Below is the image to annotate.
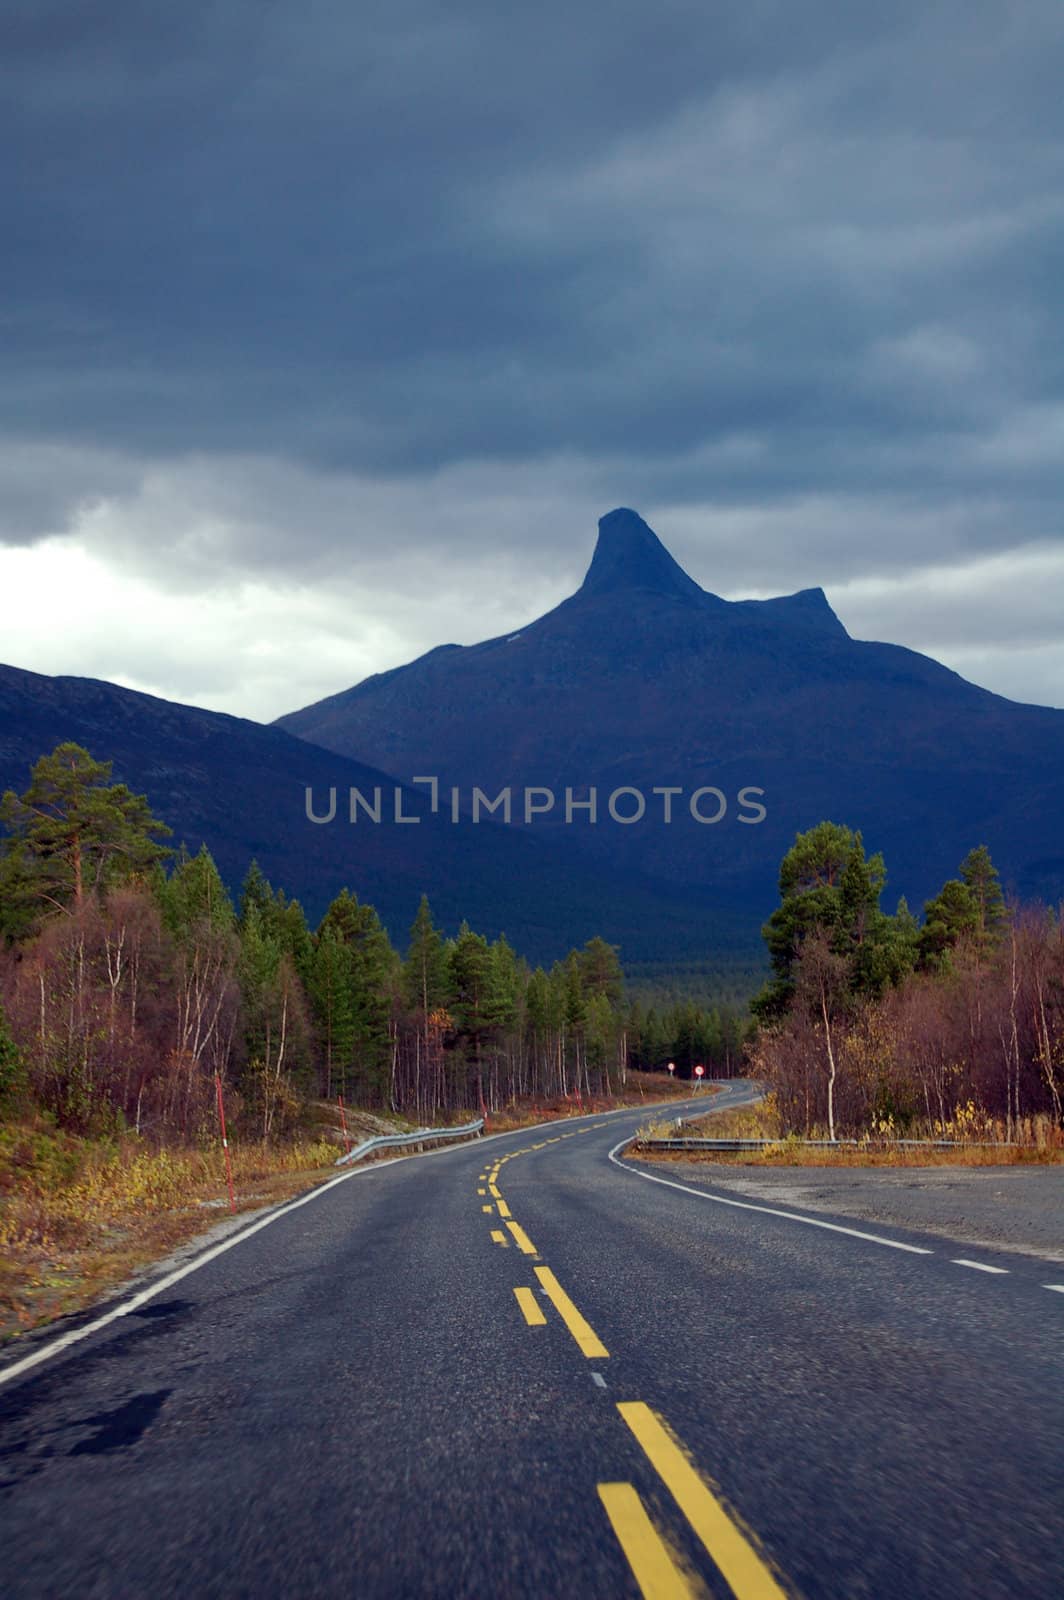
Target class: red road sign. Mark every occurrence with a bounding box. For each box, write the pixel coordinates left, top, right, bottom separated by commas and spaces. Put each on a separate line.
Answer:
694, 1064, 705, 1078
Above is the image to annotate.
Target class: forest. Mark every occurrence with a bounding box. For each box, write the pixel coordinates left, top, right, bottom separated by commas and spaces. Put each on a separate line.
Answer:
750, 821, 1064, 1141
5, 745, 1058, 1153
0, 744, 741, 1141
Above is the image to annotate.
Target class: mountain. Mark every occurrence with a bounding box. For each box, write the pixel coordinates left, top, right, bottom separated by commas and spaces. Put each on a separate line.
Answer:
277, 507, 1064, 913
0, 661, 757, 966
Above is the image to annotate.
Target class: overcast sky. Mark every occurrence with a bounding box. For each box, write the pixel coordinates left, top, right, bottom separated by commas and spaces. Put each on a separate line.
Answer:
2, 0, 1063, 719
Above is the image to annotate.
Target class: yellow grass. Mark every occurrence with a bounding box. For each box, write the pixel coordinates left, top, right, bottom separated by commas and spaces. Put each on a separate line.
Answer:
0, 1077, 707, 1342
636, 1095, 1064, 1167
0, 1116, 340, 1343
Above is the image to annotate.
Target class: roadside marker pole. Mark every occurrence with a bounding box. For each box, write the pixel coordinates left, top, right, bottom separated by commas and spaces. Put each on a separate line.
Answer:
215, 1072, 236, 1213
337, 1093, 352, 1153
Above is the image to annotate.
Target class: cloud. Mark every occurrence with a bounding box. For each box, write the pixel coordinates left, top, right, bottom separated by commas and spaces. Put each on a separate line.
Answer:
0, 1, 1062, 712
2, 460, 1062, 720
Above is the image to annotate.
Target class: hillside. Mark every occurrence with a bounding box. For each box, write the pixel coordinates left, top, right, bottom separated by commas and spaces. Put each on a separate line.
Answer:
0, 662, 756, 967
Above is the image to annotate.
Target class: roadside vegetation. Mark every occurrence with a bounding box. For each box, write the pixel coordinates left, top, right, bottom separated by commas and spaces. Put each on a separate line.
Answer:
635, 1093, 1063, 1167
738, 823, 1063, 1151
0, 743, 717, 1338
0, 744, 727, 1143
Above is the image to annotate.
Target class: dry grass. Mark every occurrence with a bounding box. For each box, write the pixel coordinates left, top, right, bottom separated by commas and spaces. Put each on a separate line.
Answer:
636, 1095, 1064, 1167
0, 1077, 706, 1343
644, 1142, 1064, 1169
0, 1116, 341, 1344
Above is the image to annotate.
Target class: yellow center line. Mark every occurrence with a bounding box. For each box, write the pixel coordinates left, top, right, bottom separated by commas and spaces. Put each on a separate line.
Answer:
533, 1266, 609, 1359
505, 1220, 539, 1256
490, 1229, 508, 1246
488, 1183, 501, 1198
597, 1483, 694, 1599
513, 1286, 547, 1326
617, 1403, 788, 1600
496, 1198, 512, 1218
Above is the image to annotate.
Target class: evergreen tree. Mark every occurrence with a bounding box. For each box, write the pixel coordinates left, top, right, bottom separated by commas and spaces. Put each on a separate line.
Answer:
238, 863, 311, 978
317, 889, 396, 1101
239, 901, 311, 1128
239, 860, 274, 930
960, 846, 1007, 944
308, 927, 358, 1098
753, 821, 908, 1019
402, 896, 449, 1018
239, 901, 283, 1067
448, 923, 495, 1104
578, 936, 624, 1006
525, 967, 554, 1054
0, 743, 171, 937
487, 935, 521, 1036
160, 844, 235, 939
584, 991, 616, 1087
272, 890, 314, 980
635, 1003, 671, 1070
918, 878, 980, 970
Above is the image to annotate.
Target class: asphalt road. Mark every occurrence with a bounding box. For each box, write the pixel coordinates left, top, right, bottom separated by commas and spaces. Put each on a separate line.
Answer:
1, 1080, 1061, 1599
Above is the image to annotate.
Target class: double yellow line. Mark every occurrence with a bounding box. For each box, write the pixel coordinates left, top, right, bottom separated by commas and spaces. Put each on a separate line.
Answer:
486, 1155, 611, 1360
483, 1144, 789, 1595
601, 1403, 788, 1599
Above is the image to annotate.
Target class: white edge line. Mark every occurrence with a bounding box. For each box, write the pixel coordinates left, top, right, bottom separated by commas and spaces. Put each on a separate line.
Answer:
607, 1137, 934, 1254
0, 1091, 726, 1392
0, 1155, 413, 1390
951, 1259, 1009, 1274
1043, 1284, 1064, 1293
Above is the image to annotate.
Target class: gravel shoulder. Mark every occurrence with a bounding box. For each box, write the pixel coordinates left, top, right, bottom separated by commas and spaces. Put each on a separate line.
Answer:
634, 1159, 1064, 1263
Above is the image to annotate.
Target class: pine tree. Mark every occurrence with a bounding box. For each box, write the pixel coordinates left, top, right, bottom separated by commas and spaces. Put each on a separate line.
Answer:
448, 923, 494, 1107
578, 936, 624, 1006
0, 743, 171, 936
317, 890, 396, 1102
402, 896, 449, 1018
239, 860, 275, 929
308, 927, 358, 1099
918, 878, 980, 970
238, 863, 311, 978
160, 844, 235, 939
272, 891, 314, 980
960, 846, 1007, 944
753, 821, 905, 1019
239, 901, 310, 1133
525, 967, 554, 1061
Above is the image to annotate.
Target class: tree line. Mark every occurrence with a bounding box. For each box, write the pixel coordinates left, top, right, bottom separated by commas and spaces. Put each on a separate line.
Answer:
749, 820, 1064, 1140
0, 744, 724, 1139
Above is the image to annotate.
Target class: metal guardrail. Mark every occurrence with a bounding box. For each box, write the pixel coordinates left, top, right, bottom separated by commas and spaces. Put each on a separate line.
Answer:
334, 1118, 485, 1167
636, 1133, 1011, 1152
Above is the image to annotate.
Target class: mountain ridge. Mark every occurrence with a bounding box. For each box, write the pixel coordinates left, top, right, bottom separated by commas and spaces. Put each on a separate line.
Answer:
275, 509, 1064, 915
0, 659, 758, 965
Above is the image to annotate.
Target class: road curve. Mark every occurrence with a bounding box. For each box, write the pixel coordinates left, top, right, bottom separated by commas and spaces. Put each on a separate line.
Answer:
1, 1081, 1060, 1599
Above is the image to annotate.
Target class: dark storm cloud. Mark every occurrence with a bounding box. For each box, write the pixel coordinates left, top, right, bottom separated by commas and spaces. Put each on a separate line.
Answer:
2, 0, 1063, 591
